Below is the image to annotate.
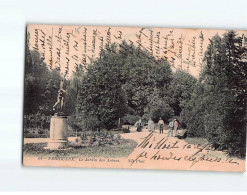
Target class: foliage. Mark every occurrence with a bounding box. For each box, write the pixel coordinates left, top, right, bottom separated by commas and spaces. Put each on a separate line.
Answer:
144, 89, 174, 122
24, 129, 48, 138
24, 31, 246, 158
68, 113, 101, 132
77, 45, 128, 130
23, 140, 137, 158
71, 131, 126, 147
24, 45, 62, 115
64, 64, 86, 115
75, 42, 173, 130
181, 82, 206, 136
24, 114, 50, 129
182, 31, 247, 157
122, 114, 140, 125
169, 70, 197, 116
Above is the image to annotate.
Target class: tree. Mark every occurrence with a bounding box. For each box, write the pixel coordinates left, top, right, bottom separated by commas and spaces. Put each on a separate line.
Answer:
76, 41, 173, 129
169, 70, 197, 116
180, 82, 206, 136
64, 64, 86, 115
77, 44, 128, 130
182, 31, 247, 157
24, 49, 50, 115
144, 88, 174, 122
24, 36, 62, 116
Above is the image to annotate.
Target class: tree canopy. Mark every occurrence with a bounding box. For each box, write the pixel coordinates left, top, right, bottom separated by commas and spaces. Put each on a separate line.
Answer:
181, 31, 247, 157
24, 31, 247, 157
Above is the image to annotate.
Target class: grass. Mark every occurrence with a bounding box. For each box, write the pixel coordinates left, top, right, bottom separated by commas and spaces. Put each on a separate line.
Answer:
23, 127, 49, 138
184, 137, 208, 146
184, 137, 231, 159
23, 139, 137, 158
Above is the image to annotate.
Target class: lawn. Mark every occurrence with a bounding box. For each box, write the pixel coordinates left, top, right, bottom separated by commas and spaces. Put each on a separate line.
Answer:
184, 137, 208, 146
184, 136, 231, 159
23, 139, 137, 158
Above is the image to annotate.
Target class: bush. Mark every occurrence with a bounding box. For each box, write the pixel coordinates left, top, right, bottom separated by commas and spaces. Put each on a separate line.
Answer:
68, 131, 126, 148
23, 127, 49, 138
68, 113, 100, 131
111, 127, 130, 133
24, 133, 48, 138
24, 114, 50, 129
145, 105, 174, 123
122, 114, 140, 125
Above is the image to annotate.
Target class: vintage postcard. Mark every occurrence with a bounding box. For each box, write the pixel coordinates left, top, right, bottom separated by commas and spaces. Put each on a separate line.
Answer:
23, 24, 246, 172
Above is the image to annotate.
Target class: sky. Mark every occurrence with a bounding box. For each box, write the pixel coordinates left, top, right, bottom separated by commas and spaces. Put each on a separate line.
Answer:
27, 24, 247, 78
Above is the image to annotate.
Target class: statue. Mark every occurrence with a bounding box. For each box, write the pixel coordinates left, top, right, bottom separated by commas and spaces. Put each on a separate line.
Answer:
53, 79, 66, 116
47, 77, 68, 150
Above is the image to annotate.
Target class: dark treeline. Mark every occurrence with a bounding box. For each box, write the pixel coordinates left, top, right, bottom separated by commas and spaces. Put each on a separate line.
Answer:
24, 31, 247, 157
67, 41, 196, 132
182, 31, 247, 157
24, 42, 62, 115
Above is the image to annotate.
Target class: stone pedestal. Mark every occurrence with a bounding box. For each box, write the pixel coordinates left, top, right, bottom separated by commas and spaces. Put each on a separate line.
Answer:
46, 116, 68, 150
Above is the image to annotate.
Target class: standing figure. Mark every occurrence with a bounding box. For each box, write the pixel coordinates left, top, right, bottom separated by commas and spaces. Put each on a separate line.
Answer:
167, 119, 174, 137
158, 117, 165, 134
174, 119, 179, 136
53, 80, 66, 115
148, 118, 155, 133
136, 118, 142, 132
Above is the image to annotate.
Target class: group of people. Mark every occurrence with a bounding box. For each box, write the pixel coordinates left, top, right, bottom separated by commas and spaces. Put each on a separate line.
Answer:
135, 118, 156, 133
135, 117, 179, 137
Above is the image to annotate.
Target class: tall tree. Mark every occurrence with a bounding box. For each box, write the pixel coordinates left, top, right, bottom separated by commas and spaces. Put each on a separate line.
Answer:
77, 44, 128, 130
183, 31, 247, 157
169, 70, 197, 116
76, 41, 173, 129
24, 35, 62, 115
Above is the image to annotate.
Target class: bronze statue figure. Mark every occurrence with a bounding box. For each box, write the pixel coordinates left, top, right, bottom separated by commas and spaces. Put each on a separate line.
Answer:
53, 79, 66, 115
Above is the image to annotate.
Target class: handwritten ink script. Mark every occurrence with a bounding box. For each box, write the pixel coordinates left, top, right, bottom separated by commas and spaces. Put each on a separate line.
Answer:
23, 24, 246, 172
129, 133, 240, 169
27, 25, 218, 78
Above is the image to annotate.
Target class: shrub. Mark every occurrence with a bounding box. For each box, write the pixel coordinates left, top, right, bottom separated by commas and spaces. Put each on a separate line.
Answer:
122, 114, 140, 125
68, 113, 100, 131
23, 127, 49, 138
147, 105, 174, 123
24, 114, 50, 129
111, 127, 130, 133
68, 131, 126, 147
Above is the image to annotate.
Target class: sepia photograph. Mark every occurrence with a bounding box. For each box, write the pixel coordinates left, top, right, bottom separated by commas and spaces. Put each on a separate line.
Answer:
22, 25, 246, 172
1, 0, 247, 192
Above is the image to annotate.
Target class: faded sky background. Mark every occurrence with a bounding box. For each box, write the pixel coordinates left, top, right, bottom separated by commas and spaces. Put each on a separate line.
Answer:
27, 24, 247, 78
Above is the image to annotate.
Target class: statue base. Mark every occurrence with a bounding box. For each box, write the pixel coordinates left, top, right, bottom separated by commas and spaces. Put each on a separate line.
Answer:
45, 140, 67, 150
45, 115, 68, 150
